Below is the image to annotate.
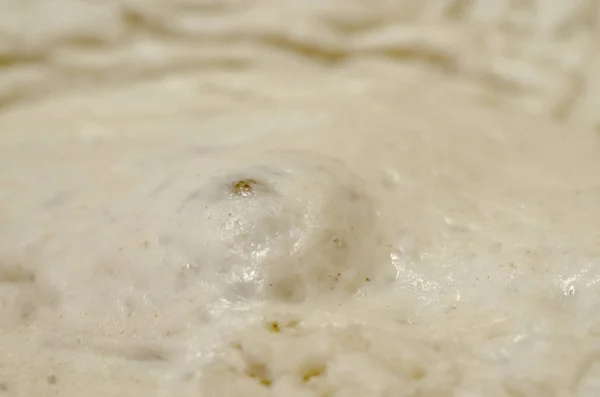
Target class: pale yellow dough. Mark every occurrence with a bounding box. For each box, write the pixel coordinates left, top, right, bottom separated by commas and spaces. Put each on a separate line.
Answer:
1, 1, 600, 397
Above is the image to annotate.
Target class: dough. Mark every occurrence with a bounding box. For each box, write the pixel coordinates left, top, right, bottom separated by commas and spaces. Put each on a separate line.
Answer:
1, 1, 600, 397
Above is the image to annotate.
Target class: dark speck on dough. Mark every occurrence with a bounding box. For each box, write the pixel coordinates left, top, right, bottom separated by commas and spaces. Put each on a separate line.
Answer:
47, 375, 57, 385
246, 361, 272, 387
0, 383, 8, 392
267, 321, 280, 333
231, 179, 259, 197
302, 365, 325, 383
331, 237, 347, 249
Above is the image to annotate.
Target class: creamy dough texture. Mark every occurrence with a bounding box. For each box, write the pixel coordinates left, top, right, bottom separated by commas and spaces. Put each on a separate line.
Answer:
1, 1, 600, 397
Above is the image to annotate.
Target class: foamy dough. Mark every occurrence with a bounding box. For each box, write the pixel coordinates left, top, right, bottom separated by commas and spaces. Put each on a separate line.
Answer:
1, 1, 600, 397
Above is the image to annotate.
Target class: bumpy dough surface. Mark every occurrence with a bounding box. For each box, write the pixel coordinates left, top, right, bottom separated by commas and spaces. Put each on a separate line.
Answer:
1, 1, 600, 397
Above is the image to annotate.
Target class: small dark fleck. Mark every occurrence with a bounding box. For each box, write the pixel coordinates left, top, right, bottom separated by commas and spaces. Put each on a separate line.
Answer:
246, 362, 272, 387
143, 240, 149, 248
0, 383, 8, 392
47, 375, 57, 385
365, 277, 370, 282
260, 379, 272, 387
232, 179, 259, 196
268, 321, 280, 333
302, 366, 325, 382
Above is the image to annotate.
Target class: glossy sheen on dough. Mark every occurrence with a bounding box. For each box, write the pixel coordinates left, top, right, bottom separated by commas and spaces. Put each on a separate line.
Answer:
1, 72, 599, 396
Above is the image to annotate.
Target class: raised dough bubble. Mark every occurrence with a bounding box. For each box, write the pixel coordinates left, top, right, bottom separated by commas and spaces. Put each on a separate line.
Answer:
161, 151, 391, 303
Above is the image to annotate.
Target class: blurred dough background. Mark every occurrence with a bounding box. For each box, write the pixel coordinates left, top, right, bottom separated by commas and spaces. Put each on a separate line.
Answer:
1, 0, 599, 130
